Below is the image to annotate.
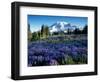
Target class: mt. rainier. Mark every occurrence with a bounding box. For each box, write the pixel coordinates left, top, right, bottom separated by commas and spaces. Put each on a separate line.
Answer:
49, 21, 78, 33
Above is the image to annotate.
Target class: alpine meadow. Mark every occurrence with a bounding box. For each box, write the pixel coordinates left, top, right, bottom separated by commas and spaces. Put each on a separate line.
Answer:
28, 15, 88, 67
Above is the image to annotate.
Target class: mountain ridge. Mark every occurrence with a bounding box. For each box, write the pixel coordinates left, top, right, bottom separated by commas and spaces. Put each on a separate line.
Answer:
49, 21, 78, 33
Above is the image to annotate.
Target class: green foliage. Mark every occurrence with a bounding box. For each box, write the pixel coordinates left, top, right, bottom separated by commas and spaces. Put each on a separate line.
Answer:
45, 26, 50, 37
64, 56, 75, 64
31, 32, 39, 41
82, 25, 88, 34
41, 24, 50, 38
28, 24, 32, 41
60, 55, 75, 65
29, 23, 88, 42
67, 28, 72, 34
73, 24, 87, 35
52, 32, 59, 35
31, 25, 50, 41
73, 28, 82, 34
41, 25, 45, 37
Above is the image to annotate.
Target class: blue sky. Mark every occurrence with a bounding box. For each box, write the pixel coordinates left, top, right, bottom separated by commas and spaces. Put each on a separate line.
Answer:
28, 15, 88, 32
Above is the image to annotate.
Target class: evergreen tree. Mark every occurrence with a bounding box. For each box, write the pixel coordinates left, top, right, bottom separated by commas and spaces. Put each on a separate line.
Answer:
28, 24, 32, 41
74, 28, 81, 34
45, 25, 50, 37
67, 28, 71, 34
41, 24, 45, 37
82, 25, 88, 34
31, 32, 39, 41
41, 24, 50, 38
37, 31, 41, 39
28, 24, 30, 31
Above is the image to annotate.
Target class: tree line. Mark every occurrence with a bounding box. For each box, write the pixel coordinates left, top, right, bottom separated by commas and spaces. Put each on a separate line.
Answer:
28, 24, 50, 41
67, 25, 87, 34
28, 24, 88, 41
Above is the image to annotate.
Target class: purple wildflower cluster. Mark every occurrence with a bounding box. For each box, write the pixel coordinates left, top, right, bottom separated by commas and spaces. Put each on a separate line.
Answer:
28, 38, 87, 66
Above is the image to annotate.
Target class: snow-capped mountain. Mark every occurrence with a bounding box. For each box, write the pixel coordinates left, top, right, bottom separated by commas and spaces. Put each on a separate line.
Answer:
49, 21, 77, 33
